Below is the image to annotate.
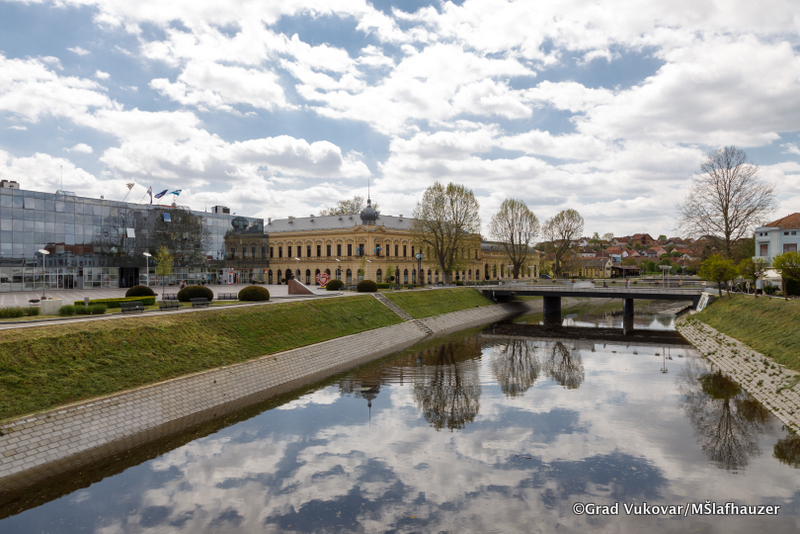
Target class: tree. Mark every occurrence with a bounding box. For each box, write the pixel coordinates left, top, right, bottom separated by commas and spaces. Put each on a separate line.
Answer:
658, 234, 668, 242
154, 245, 174, 299
154, 207, 211, 267
489, 198, 539, 279
738, 257, 767, 298
319, 196, 379, 216
541, 209, 584, 278
677, 146, 777, 259
771, 251, 800, 301
698, 255, 739, 297
411, 182, 481, 284
602, 232, 614, 243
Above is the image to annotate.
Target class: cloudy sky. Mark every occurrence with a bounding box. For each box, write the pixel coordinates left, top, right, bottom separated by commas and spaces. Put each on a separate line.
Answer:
1, 0, 799, 236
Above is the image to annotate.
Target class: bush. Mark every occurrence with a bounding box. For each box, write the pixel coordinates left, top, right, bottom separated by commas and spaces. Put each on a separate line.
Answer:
73, 296, 155, 308
326, 279, 344, 291
376, 283, 391, 289
125, 285, 155, 298
0, 307, 25, 319
764, 284, 778, 296
59, 305, 76, 317
357, 279, 378, 293
454, 281, 464, 286
25, 307, 40, 316
75, 304, 91, 315
238, 285, 270, 301
177, 284, 214, 302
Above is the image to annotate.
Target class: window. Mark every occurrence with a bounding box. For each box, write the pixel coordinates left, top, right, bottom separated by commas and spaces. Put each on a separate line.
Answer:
288, 246, 292, 257
308, 245, 312, 257
784, 244, 798, 253
270, 247, 274, 258
395, 244, 399, 256
262, 247, 266, 259
297, 246, 301, 258
327, 244, 331, 257
337, 244, 342, 256
230, 247, 236, 259
347, 244, 352, 256
278, 246, 283, 258
317, 245, 321, 257
252, 247, 256, 258
411, 246, 415, 257
163, 213, 171, 222
403, 245, 407, 257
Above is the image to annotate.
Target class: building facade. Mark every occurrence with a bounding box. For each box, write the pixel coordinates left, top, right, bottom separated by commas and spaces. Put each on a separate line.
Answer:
754, 213, 800, 265
0, 183, 265, 292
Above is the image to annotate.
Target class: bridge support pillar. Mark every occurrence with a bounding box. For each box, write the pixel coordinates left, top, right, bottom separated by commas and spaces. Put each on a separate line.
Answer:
623, 298, 634, 335
543, 296, 562, 327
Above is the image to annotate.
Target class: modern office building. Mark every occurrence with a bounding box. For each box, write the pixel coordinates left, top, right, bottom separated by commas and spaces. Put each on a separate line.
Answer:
0, 181, 266, 292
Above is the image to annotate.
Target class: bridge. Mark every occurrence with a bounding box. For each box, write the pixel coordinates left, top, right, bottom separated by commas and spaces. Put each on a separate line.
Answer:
480, 283, 705, 331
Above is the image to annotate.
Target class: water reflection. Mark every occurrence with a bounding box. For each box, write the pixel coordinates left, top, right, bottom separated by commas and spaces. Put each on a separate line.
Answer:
680, 364, 770, 471
543, 341, 584, 389
774, 434, 800, 468
489, 338, 542, 397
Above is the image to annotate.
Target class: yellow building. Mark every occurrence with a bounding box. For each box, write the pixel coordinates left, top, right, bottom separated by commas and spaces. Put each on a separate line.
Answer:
265, 200, 540, 285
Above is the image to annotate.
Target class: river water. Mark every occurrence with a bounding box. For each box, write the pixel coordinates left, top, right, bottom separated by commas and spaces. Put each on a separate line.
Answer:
1, 312, 798, 533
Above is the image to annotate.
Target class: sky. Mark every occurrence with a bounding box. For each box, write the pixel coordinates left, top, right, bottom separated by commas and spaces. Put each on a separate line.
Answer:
1, 0, 799, 238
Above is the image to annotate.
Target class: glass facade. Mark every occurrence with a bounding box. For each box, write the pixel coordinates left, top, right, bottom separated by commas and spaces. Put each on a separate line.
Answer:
0, 187, 265, 292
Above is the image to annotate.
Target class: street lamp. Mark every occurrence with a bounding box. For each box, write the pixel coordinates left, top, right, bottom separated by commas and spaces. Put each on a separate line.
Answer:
294, 257, 300, 282
366, 259, 371, 281
335, 258, 341, 280
38, 249, 49, 299
415, 252, 424, 286
143, 252, 151, 287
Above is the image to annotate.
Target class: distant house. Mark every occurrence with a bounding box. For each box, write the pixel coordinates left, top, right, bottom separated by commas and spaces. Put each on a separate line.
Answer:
580, 247, 597, 257
754, 213, 800, 265
630, 233, 656, 247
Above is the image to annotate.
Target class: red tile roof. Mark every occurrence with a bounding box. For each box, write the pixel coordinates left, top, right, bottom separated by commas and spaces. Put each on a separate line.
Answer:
765, 213, 800, 229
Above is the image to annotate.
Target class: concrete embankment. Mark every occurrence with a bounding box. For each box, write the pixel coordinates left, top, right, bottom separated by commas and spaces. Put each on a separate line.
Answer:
677, 316, 800, 433
0, 301, 517, 494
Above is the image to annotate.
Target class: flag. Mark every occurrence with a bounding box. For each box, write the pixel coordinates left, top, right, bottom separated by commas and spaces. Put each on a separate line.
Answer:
169, 189, 182, 196
154, 189, 168, 199
374, 245, 381, 254
147, 186, 153, 204
126, 183, 135, 190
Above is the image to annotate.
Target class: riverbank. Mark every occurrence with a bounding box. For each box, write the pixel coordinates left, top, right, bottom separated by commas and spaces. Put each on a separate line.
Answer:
0, 298, 512, 495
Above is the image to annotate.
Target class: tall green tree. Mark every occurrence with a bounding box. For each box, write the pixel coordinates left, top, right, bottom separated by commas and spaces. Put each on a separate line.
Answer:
489, 198, 539, 279
771, 251, 800, 301
154, 245, 175, 300
411, 182, 481, 284
698, 255, 739, 297
541, 209, 584, 279
738, 257, 767, 298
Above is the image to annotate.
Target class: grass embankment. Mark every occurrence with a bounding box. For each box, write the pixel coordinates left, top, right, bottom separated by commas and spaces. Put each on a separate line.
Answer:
0, 296, 402, 422
383, 287, 494, 318
694, 295, 800, 372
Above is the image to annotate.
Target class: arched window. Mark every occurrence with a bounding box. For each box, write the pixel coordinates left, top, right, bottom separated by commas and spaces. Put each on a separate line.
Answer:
403, 269, 408, 283
427, 269, 432, 283
492, 265, 497, 279
305, 269, 311, 284
325, 268, 330, 277
376, 269, 383, 283
277, 270, 283, 283
285, 269, 293, 281
346, 269, 352, 284
315, 269, 321, 285
268, 270, 273, 284
485, 263, 489, 280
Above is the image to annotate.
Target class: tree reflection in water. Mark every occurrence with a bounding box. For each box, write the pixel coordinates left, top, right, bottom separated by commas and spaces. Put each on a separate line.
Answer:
679, 363, 769, 471
544, 342, 584, 390
774, 434, 800, 468
412, 340, 482, 431
489, 339, 542, 398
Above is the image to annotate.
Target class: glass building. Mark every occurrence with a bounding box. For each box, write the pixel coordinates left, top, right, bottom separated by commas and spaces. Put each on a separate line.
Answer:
0, 183, 266, 292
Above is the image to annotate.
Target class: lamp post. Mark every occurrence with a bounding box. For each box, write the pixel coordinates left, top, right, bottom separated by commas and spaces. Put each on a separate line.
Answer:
415, 252, 424, 286
366, 259, 371, 281
143, 252, 151, 287
294, 257, 300, 282
335, 258, 341, 280
38, 249, 49, 299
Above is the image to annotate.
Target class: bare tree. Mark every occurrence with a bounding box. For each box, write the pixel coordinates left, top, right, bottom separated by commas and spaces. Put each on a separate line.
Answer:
489, 198, 539, 279
411, 182, 481, 284
319, 196, 379, 216
677, 146, 777, 259
541, 209, 584, 278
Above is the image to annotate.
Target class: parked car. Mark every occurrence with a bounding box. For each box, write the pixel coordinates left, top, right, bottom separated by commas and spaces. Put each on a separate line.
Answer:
539, 274, 551, 279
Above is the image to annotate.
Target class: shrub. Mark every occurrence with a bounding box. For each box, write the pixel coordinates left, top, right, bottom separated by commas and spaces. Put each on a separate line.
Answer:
91, 304, 107, 315
75, 304, 91, 315
357, 279, 378, 293
0, 307, 25, 319
454, 281, 464, 286
125, 285, 155, 298
376, 283, 391, 289
59, 305, 76, 317
73, 296, 155, 308
24, 307, 40, 317
238, 285, 270, 301
326, 279, 344, 291
177, 284, 214, 302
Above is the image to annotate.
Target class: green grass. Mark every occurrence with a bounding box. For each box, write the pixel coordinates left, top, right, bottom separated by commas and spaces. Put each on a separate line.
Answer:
693, 295, 800, 371
383, 288, 494, 318
0, 296, 402, 422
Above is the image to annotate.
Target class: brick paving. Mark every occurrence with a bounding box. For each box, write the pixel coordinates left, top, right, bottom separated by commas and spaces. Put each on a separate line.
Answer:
0, 302, 512, 493
677, 316, 800, 433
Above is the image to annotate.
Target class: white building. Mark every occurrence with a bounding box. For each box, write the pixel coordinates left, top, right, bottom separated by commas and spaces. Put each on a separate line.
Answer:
754, 213, 800, 264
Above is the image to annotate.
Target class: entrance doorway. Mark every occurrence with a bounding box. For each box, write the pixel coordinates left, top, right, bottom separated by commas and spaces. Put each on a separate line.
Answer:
119, 267, 139, 289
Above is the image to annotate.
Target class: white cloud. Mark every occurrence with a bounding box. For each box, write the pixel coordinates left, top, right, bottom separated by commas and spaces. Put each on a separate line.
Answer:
94, 70, 109, 80
782, 143, 800, 156
67, 46, 90, 56
67, 143, 93, 154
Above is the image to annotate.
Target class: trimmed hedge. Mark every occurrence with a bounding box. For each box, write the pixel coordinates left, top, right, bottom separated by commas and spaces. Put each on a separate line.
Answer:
376, 283, 391, 289
0, 307, 24, 319
59, 305, 76, 317
357, 279, 378, 293
125, 285, 155, 298
326, 279, 344, 291
73, 296, 156, 308
238, 285, 270, 301
177, 284, 214, 302
75, 303, 108, 315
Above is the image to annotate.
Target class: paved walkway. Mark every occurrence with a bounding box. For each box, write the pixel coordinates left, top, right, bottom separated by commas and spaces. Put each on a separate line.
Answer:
676, 316, 800, 433
0, 302, 512, 494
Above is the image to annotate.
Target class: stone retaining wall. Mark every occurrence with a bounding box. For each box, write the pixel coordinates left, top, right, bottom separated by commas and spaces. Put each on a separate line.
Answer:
0, 303, 513, 494
676, 316, 800, 433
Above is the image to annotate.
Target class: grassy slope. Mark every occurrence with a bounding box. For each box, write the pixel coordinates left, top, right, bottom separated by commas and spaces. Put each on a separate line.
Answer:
0, 296, 402, 422
383, 288, 494, 318
693, 295, 800, 371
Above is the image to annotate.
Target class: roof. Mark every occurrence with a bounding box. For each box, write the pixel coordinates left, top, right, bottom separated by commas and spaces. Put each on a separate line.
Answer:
266, 213, 413, 233
764, 213, 800, 229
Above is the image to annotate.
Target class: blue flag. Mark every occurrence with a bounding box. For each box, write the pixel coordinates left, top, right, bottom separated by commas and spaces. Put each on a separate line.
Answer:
170, 189, 182, 196
154, 189, 168, 199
